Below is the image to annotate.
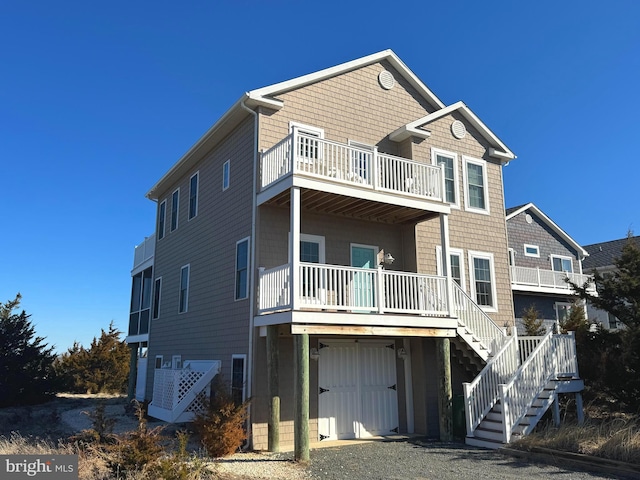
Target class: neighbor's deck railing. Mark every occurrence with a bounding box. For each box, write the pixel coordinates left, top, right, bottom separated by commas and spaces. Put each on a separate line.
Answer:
133, 234, 155, 270
261, 130, 444, 202
258, 262, 449, 316
510, 266, 595, 292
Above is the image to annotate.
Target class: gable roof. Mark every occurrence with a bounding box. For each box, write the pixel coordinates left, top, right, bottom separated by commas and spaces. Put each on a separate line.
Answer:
146, 50, 513, 199
389, 101, 516, 162
506, 203, 588, 258
583, 235, 640, 270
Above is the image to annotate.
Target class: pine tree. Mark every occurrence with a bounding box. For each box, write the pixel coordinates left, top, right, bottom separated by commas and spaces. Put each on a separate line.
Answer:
521, 305, 546, 336
0, 294, 59, 407
56, 321, 130, 394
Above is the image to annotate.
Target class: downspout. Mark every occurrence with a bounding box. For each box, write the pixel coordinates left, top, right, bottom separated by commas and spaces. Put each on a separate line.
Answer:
240, 98, 258, 414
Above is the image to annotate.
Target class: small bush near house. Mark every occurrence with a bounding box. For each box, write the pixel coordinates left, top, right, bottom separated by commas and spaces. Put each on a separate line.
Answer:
193, 376, 250, 458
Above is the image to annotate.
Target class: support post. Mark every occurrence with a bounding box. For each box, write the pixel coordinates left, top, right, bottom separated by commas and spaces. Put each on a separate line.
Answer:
552, 397, 561, 427
291, 187, 301, 311
436, 337, 453, 442
267, 325, 280, 452
127, 345, 137, 400
439, 213, 454, 318
294, 333, 310, 462
576, 392, 585, 425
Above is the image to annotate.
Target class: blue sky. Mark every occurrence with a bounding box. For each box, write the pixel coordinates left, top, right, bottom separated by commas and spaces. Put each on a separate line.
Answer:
1, 1, 638, 353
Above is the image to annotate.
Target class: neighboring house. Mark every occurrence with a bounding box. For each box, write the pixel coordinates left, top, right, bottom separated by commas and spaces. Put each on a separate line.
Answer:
506, 203, 593, 334
126, 50, 583, 451
583, 235, 640, 329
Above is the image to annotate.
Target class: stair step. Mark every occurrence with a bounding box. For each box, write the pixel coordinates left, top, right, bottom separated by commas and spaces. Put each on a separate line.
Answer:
465, 436, 504, 449
474, 426, 505, 442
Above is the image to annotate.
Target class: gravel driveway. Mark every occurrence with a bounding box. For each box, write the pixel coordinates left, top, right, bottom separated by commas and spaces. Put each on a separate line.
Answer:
305, 439, 627, 480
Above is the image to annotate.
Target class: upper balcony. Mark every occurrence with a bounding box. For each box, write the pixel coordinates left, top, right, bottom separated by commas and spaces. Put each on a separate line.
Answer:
132, 234, 155, 275
510, 266, 596, 295
258, 129, 450, 224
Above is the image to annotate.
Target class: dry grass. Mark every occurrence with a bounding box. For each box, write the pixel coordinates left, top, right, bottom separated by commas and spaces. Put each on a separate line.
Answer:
514, 412, 640, 465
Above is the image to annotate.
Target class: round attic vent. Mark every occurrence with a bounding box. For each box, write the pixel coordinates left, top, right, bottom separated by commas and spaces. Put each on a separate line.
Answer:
451, 120, 466, 139
378, 70, 395, 90
525, 214, 533, 224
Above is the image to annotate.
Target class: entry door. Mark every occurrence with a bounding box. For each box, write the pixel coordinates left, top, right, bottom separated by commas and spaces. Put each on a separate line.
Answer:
351, 245, 377, 310
318, 340, 399, 441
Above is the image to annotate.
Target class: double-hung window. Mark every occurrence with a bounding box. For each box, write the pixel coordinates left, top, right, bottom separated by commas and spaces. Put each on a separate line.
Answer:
436, 246, 465, 289
223, 160, 230, 191
189, 172, 199, 219
235, 237, 250, 300
432, 148, 459, 206
179, 265, 190, 313
158, 200, 166, 240
463, 156, 489, 214
171, 189, 180, 232
469, 251, 497, 310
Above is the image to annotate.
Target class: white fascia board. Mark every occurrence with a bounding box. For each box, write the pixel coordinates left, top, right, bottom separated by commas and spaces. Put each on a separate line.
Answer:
395, 101, 516, 162
388, 125, 431, 142
248, 49, 446, 110
507, 203, 588, 257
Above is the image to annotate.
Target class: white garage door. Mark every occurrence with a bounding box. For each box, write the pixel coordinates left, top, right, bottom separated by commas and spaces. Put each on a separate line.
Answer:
318, 339, 399, 441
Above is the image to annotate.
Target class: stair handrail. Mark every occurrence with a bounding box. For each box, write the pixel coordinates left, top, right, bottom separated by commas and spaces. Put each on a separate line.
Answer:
462, 329, 520, 437
452, 283, 508, 355
498, 329, 557, 443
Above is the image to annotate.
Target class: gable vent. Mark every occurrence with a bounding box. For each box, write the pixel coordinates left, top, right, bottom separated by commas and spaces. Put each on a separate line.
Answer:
378, 70, 395, 90
451, 120, 466, 139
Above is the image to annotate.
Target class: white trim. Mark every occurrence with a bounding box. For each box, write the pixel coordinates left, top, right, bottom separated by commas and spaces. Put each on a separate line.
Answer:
152, 276, 162, 320
222, 160, 230, 191
435, 246, 466, 291
462, 156, 489, 215
170, 188, 180, 232
172, 355, 182, 369
179, 264, 190, 313
189, 171, 199, 220
555, 301, 573, 322
158, 200, 166, 240
505, 203, 589, 258
231, 354, 247, 403
551, 254, 574, 273
389, 101, 516, 161
296, 233, 326, 264
468, 251, 498, 312
431, 148, 460, 208
508, 248, 515, 266
289, 121, 325, 139
235, 237, 250, 300
524, 244, 540, 258
350, 243, 379, 268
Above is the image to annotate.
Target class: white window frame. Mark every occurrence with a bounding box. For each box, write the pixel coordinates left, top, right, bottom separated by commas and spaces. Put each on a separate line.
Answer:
508, 248, 515, 266
431, 148, 460, 208
551, 254, 573, 273
289, 233, 326, 263
524, 244, 540, 258
290, 121, 324, 164
468, 251, 498, 312
231, 354, 247, 404
158, 200, 166, 240
189, 171, 199, 220
171, 188, 180, 232
152, 276, 162, 320
222, 160, 230, 191
463, 156, 490, 215
235, 237, 250, 300
179, 264, 190, 313
555, 301, 572, 323
435, 246, 466, 290
172, 355, 182, 369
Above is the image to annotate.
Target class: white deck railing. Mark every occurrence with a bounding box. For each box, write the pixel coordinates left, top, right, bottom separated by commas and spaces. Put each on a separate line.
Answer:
261, 130, 444, 202
510, 266, 595, 292
133, 234, 155, 270
463, 332, 520, 436
452, 283, 507, 355
258, 262, 449, 316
